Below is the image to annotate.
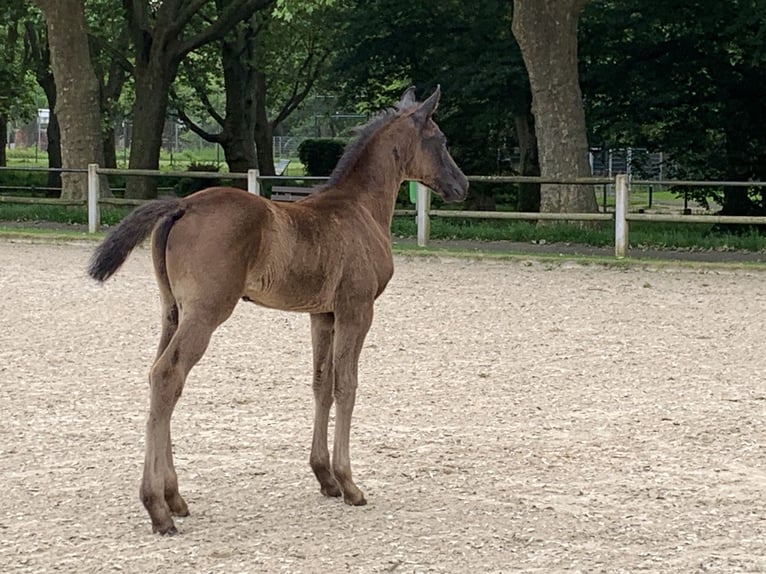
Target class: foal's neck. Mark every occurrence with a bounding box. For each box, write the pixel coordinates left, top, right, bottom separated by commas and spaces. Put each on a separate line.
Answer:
333, 135, 407, 229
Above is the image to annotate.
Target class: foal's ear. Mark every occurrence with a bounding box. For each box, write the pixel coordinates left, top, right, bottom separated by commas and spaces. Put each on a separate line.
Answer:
412, 85, 441, 124
397, 86, 417, 110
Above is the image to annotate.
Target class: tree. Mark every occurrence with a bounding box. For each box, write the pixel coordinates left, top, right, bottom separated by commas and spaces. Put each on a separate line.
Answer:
23, 14, 62, 188
174, 1, 334, 177
580, 0, 766, 218
0, 1, 36, 168
174, 18, 260, 176
512, 0, 598, 215
23, 0, 127, 190
122, 0, 274, 199
34, 0, 105, 200
252, 6, 334, 175
87, 5, 132, 169
333, 0, 539, 210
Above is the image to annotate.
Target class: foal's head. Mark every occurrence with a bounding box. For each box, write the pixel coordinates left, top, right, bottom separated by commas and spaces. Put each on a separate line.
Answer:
395, 86, 469, 202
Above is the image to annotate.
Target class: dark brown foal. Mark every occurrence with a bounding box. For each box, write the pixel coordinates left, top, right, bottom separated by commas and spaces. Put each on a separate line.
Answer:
88, 86, 468, 534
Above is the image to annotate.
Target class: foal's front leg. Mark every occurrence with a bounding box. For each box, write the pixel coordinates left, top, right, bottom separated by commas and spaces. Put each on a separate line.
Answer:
309, 312, 341, 497
331, 305, 373, 506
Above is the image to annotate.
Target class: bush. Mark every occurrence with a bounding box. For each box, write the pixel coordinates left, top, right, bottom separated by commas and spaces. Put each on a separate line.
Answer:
297, 139, 345, 176
174, 162, 220, 197
0, 170, 56, 197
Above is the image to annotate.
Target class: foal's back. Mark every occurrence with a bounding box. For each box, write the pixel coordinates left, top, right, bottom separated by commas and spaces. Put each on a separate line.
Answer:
162, 186, 394, 314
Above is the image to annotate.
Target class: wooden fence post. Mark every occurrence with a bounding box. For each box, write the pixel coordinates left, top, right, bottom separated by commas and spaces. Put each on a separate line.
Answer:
416, 182, 431, 247
247, 169, 260, 195
614, 173, 628, 258
88, 164, 100, 233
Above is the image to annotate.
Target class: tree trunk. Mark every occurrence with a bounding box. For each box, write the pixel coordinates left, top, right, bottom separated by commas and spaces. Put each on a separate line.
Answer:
25, 23, 61, 190
103, 126, 117, 169
514, 112, 540, 212
219, 34, 258, 180
254, 71, 276, 176
97, 31, 129, 172
39, 79, 62, 190
46, 111, 62, 191
512, 0, 597, 215
122, 0, 273, 199
0, 114, 7, 167
125, 58, 175, 199
254, 122, 275, 177
719, 97, 762, 218
35, 0, 105, 200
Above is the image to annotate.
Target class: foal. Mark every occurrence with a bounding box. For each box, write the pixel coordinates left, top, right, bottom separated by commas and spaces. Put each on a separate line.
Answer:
89, 86, 468, 534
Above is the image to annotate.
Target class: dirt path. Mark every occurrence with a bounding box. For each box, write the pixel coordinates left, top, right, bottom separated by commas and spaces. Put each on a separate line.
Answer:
1, 242, 765, 573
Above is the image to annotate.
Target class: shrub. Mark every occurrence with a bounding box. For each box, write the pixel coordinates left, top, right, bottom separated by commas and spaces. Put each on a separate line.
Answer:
0, 170, 56, 197
297, 139, 345, 176
174, 162, 220, 197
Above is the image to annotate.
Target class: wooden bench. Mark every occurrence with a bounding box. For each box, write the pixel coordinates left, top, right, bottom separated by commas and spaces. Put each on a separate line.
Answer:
270, 185, 317, 202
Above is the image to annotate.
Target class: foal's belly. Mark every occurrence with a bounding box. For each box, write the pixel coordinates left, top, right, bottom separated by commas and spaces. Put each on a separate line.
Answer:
242, 268, 334, 313
241, 290, 331, 313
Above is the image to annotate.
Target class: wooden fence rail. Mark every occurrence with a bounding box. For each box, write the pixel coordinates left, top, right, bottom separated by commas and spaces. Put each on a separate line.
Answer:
3, 164, 766, 258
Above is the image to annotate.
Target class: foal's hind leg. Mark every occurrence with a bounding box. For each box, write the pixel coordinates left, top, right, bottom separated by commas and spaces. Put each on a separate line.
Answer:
140, 301, 236, 535
309, 312, 341, 498
155, 299, 179, 361
154, 297, 188, 517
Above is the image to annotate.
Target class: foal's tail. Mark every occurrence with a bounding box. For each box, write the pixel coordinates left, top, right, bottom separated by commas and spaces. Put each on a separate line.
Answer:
88, 198, 185, 283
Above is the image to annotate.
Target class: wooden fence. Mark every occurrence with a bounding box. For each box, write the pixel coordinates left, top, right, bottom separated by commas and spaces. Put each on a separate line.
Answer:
2, 164, 766, 258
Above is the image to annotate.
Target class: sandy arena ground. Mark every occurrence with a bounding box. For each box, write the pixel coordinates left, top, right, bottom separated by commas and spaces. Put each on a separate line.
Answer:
1, 241, 765, 573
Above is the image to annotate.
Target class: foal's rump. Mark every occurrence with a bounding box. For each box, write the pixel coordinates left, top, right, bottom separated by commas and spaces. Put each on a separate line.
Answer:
87, 186, 269, 286
159, 187, 271, 305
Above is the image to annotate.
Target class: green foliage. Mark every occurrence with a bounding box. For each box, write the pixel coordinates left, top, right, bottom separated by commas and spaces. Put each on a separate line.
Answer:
174, 162, 220, 197
387, 216, 766, 251
0, 170, 51, 195
332, 1, 526, 170
297, 139, 344, 176
0, 2, 37, 120
581, 0, 766, 214
0, 204, 132, 226
331, 0, 530, 211
274, 0, 337, 22
171, 0, 344, 174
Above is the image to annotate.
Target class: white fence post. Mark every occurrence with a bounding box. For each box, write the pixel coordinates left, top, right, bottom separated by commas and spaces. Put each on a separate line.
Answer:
416, 182, 431, 247
614, 173, 628, 258
87, 163, 100, 233
247, 169, 260, 195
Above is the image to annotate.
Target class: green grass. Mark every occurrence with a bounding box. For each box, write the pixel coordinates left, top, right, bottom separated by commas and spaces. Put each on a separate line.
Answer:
5, 148, 307, 175
0, 204, 132, 226
391, 216, 766, 252
2, 200, 765, 254
629, 222, 766, 251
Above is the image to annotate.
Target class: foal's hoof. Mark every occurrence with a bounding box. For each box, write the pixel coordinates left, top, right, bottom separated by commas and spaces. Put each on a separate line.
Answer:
343, 492, 367, 507
152, 523, 179, 536
169, 497, 189, 517
320, 484, 342, 498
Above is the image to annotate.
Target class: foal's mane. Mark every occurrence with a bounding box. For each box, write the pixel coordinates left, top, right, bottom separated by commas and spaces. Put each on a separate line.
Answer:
324, 108, 399, 188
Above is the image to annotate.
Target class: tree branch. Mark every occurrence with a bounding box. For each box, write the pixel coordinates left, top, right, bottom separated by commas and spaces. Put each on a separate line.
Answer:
272, 46, 331, 128
174, 103, 223, 144
167, 0, 209, 38
197, 87, 226, 127
88, 31, 134, 76
175, 0, 275, 59
122, 0, 150, 45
